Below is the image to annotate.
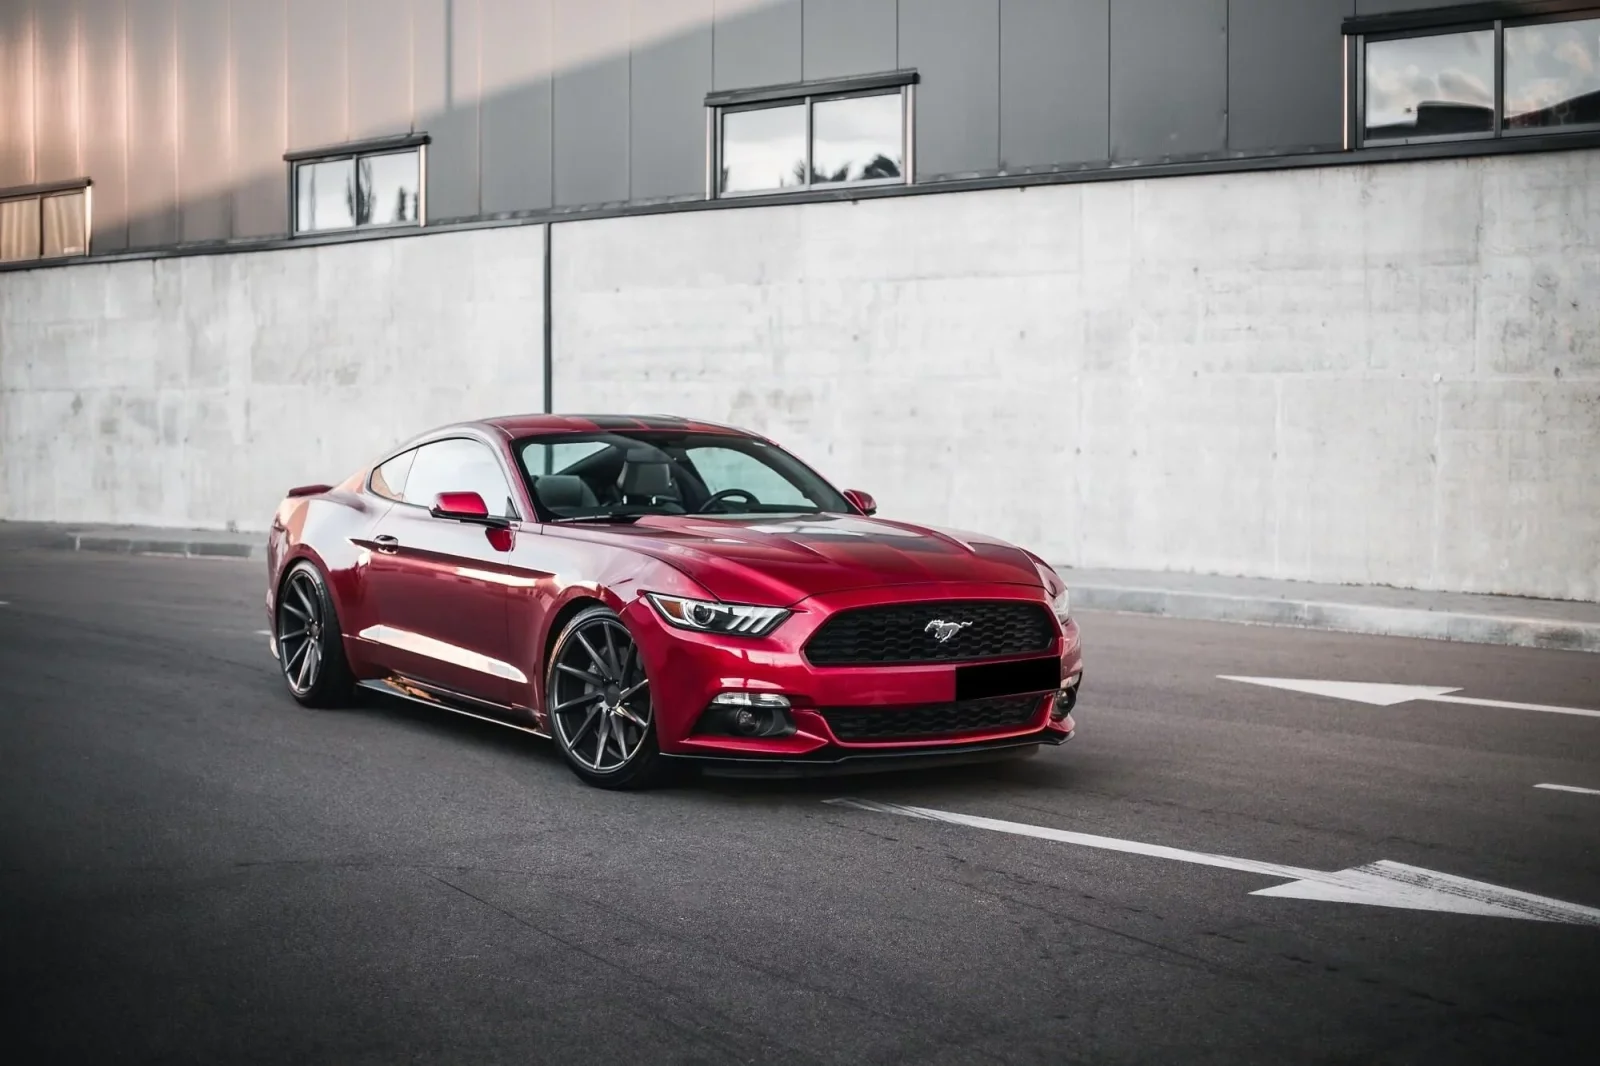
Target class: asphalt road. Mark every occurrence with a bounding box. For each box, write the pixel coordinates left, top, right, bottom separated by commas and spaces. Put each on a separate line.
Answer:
2, 549, 1597, 1066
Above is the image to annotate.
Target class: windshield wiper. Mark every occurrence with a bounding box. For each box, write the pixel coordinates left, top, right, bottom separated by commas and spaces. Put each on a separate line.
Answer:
550, 514, 645, 525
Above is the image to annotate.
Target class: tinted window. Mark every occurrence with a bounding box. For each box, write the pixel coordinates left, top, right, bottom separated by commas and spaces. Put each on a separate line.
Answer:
42, 191, 88, 257
371, 449, 416, 502
1505, 18, 1600, 129
405, 439, 518, 518
811, 93, 902, 184
0, 197, 42, 262
721, 104, 807, 194
1365, 30, 1495, 141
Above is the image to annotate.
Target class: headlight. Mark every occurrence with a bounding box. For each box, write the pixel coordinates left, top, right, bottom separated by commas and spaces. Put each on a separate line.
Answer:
1034, 562, 1070, 623
645, 593, 790, 636
1051, 585, 1071, 623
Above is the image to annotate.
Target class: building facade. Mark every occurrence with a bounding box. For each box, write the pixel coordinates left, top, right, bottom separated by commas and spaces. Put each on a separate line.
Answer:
1, 0, 1598, 600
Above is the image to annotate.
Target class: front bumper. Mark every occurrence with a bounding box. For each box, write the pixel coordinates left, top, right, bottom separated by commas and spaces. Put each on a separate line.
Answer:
620, 581, 1084, 762
662, 719, 1074, 778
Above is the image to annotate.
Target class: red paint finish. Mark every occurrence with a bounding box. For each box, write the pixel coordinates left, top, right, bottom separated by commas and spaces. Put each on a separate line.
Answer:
265, 414, 1084, 768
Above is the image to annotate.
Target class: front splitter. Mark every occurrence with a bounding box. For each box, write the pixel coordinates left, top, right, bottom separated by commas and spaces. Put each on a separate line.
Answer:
662, 728, 1073, 779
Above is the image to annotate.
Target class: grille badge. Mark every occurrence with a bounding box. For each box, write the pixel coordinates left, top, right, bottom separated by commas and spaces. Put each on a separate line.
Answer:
924, 619, 973, 644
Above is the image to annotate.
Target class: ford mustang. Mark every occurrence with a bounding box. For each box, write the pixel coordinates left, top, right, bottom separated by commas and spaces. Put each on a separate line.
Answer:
265, 414, 1083, 788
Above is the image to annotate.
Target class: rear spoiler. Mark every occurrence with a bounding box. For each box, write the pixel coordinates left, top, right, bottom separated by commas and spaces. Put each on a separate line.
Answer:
286, 483, 335, 498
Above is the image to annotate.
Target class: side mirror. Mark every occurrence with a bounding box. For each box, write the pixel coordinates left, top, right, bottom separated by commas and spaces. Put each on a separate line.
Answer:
844, 489, 877, 516
430, 491, 510, 528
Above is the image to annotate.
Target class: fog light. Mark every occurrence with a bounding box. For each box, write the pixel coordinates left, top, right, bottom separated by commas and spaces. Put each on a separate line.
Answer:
701, 692, 795, 738
1051, 673, 1081, 721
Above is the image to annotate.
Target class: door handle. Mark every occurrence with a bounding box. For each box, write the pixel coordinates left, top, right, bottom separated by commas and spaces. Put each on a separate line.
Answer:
373, 534, 400, 554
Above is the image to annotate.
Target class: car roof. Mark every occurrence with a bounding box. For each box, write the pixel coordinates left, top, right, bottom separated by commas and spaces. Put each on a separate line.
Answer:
476, 413, 756, 438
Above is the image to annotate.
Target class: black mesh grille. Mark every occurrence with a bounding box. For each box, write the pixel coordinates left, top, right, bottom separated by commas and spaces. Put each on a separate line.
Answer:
804, 600, 1055, 666
821, 694, 1047, 742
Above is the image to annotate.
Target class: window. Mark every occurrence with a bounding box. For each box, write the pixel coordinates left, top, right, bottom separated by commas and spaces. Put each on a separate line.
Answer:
707, 72, 915, 198
0, 184, 90, 263
683, 445, 814, 509
402, 439, 518, 519
1352, 7, 1600, 146
371, 449, 416, 502
287, 136, 427, 236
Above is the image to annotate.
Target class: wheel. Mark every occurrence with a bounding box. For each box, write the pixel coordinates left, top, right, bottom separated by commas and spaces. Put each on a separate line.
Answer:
546, 605, 668, 789
274, 560, 356, 708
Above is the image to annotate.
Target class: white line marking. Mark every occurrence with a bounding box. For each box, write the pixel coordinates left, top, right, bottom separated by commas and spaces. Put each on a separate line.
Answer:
1535, 783, 1600, 796
1218, 676, 1600, 719
255, 629, 272, 636
827, 799, 1600, 925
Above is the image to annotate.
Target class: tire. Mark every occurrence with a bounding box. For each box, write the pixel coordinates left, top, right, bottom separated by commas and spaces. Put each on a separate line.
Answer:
274, 559, 356, 708
545, 605, 669, 790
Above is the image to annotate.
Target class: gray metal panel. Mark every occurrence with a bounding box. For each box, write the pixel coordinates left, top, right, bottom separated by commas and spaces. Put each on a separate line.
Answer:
713, 0, 800, 90
899, 0, 1000, 178
0, 0, 36, 187
35, 0, 82, 183
480, 0, 553, 213
802, 0, 896, 81
1109, 0, 1227, 162
287, 0, 347, 151
1229, 0, 1353, 154
126, 0, 179, 249
413, 0, 480, 222
552, 0, 628, 207
1000, 0, 1108, 169
232, 0, 288, 239
630, 0, 714, 201
80, 0, 128, 251
177, 0, 229, 242
347, 0, 413, 140
232, 1, 288, 238
1355, 0, 1447, 12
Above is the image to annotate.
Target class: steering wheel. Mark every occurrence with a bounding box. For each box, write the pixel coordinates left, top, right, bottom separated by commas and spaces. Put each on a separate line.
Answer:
697, 488, 761, 514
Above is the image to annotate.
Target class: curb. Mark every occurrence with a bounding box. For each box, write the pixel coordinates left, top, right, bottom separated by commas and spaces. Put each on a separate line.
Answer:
1070, 584, 1600, 654
5, 527, 265, 561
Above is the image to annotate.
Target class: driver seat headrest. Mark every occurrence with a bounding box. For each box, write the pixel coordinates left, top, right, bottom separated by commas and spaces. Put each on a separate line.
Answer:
618, 455, 676, 498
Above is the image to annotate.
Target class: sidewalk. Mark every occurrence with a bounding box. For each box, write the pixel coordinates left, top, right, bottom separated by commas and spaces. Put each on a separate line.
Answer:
3, 520, 1596, 653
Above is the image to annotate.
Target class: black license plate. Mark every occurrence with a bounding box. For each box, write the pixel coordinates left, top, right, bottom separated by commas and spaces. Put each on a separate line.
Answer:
954, 657, 1061, 701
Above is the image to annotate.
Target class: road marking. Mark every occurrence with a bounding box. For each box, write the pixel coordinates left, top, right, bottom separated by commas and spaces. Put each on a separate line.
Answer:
255, 629, 272, 636
826, 798, 1600, 926
1535, 783, 1600, 796
1218, 676, 1600, 720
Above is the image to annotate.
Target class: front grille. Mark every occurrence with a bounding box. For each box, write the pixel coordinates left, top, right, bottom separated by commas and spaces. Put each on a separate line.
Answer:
821, 694, 1047, 742
804, 600, 1056, 666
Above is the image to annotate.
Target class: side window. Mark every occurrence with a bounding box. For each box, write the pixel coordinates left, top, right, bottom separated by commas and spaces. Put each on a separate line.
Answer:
371, 449, 416, 502
686, 446, 813, 507
404, 439, 519, 518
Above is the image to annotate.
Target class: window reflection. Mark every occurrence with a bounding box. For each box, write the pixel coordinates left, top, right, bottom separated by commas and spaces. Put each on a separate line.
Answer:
295, 158, 356, 232
1505, 18, 1600, 129
359, 151, 421, 225
42, 191, 88, 257
1365, 29, 1494, 140
811, 93, 902, 184
720, 105, 806, 194
0, 197, 43, 262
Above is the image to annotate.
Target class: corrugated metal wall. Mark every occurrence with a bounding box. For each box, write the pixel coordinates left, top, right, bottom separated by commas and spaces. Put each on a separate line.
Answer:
0, 0, 1363, 254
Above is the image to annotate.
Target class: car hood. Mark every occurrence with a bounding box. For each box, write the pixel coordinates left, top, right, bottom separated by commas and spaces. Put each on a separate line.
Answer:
547, 512, 1048, 605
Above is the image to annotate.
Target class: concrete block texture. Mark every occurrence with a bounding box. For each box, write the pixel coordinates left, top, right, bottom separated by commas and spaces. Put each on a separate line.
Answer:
552, 149, 1600, 601
1, 226, 547, 530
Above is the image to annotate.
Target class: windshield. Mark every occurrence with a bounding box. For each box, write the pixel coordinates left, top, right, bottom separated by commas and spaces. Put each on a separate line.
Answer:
514, 430, 853, 520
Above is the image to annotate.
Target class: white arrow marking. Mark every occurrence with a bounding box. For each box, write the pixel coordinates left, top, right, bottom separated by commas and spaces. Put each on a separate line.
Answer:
826, 799, 1600, 926
1218, 676, 1600, 719
1535, 783, 1600, 796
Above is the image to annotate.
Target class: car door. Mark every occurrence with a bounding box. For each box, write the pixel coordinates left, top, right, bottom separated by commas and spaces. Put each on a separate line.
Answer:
359, 437, 523, 705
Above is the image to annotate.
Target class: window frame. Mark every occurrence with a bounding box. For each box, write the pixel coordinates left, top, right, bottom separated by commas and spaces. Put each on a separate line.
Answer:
0, 179, 92, 263
1348, 6, 1600, 149
705, 70, 917, 200
365, 435, 524, 522
285, 134, 429, 237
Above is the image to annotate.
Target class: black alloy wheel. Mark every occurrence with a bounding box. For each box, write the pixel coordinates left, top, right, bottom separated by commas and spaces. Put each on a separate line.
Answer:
275, 560, 355, 708
546, 605, 668, 789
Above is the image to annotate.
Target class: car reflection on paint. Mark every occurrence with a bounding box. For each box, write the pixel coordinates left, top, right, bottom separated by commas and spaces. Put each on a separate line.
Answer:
265, 414, 1083, 789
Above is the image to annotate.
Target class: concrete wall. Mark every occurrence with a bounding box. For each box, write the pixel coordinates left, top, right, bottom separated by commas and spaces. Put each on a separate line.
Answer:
0, 225, 547, 529
553, 149, 1600, 601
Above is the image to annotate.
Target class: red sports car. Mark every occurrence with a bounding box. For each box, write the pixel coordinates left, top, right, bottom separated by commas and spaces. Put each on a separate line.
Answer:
265, 414, 1083, 788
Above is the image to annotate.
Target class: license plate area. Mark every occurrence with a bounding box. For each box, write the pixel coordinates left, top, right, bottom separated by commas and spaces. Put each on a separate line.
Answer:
954, 656, 1060, 702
